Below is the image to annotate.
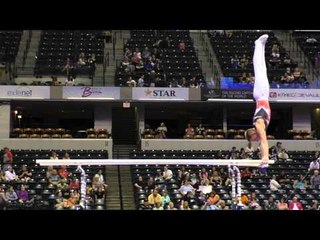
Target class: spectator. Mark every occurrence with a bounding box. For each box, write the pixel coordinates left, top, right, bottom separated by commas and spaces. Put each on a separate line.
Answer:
156, 122, 167, 139
278, 149, 289, 161
6, 185, 18, 202
181, 201, 191, 210
50, 151, 59, 160
18, 164, 32, 182
310, 170, 320, 189
293, 175, 307, 190
245, 141, 255, 158
153, 201, 164, 210
147, 188, 162, 207
17, 184, 29, 203
241, 167, 252, 179
178, 180, 195, 196
276, 170, 290, 184
58, 165, 71, 180
167, 201, 177, 210
2, 147, 13, 171
126, 76, 137, 87
69, 176, 80, 190
185, 123, 195, 137
161, 190, 171, 207
289, 196, 303, 210
308, 159, 320, 172
46, 166, 54, 179
270, 175, 281, 192
94, 186, 106, 201
48, 169, 61, 186
248, 192, 261, 210
162, 166, 173, 180
4, 166, 18, 181
134, 176, 146, 190
178, 40, 185, 51
146, 176, 156, 191
195, 123, 206, 135
264, 196, 277, 210
277, 196, 289, 210
0, 186, 8, 210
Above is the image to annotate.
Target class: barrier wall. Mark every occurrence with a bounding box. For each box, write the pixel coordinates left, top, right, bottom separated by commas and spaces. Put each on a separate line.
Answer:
141, 139, 320, 152
0, 139, 113, 159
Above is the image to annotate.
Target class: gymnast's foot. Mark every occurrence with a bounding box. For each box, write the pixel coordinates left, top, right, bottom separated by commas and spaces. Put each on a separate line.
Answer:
255, 34, 269, 46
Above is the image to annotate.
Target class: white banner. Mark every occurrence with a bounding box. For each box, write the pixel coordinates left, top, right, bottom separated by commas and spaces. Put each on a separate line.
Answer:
0, 86, 50, 99
269, 89, 320, 102
63, 87, 120, 99
132, 87, 189, 100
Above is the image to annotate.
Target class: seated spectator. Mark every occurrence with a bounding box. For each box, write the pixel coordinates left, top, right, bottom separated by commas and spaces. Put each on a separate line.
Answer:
46, 166, 54, 179
218, 200, 229, 210
206, 191, 220, 210
199, 167, 209, 181
147, 188, 162, 207
245, 141, 255, 158
277, 196, 289, 210
94, 186, 106, 201
69, 176, 80, 190
264, 196, 277, 210
293, 175, 307, 190
0, 186, 8, 210
240, 54, 249, 69
162, 166, 173, 180
141, 47, 151, 60
167, 201, 177, 210
65, 76, 75, 86
200, 175, 210, 186
241, 167, 252, 179
55, 190, 65, 210
271, 44, 280, 58
185, 123, 195, 137
189, 173, 199, 189
161, 190, 171, 207
17, 184, 30, 203
178, 180, 195, 196
178, 40, 185, 51
209, 170, 222, 186
231, 55, 240, 69
277, 148, 289, 161
18, 164, 32, 182
248, 192, 261, 210
63, 190, 80, 209
126, 76, 137, 87
181, 201, 191, 210
137, 75, 145, 87
154, 170, 164, 182
153, 201, 164, 210
58, 165, 71, 180
289, 196, 303, 210
49, 169, 61, 186
195, 123, 206, 135
146, 176, 156, 191
241, 193, 249, 206
270, 175, 281, 192
6, 185, 18, 202
134, 176, 146, 190
4, 166, 18, 181
276, 170, 290, 184
50, 151, 59, 160
77, 52, 87, 66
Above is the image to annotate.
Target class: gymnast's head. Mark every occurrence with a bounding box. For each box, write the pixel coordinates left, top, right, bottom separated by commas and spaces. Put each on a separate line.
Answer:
245, 128, 260, 141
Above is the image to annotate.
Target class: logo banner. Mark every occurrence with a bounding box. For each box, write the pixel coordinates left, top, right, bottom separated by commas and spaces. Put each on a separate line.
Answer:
0, 86, 50, 99
63, 87, 120, 99
132, 87, 189, 100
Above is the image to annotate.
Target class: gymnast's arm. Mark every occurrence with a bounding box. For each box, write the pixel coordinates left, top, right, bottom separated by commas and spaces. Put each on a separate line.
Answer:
255, 118, 268, 160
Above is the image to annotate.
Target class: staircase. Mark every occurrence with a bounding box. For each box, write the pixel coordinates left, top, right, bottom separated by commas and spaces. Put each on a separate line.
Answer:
190, 30, 223, 84
15, 30, 42, 77
94, 30, 130, 86
112, 144, 137, 210
105, 165, 121, 210
112, 107, 138, 145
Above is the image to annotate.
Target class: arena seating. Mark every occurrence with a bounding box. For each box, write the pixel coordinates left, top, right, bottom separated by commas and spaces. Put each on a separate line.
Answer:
130, 149, 317, 210
0, 31, 22, 63
0, 149, 108, 210
34, 31, 104, 77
